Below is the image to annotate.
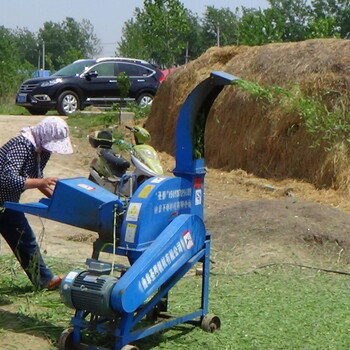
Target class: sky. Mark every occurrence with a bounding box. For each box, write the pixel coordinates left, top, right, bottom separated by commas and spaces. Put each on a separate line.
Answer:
1, 0, 268, 57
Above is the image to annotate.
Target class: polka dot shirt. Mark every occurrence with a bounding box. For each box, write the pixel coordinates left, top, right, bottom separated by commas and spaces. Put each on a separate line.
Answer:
0, 135, 51, 205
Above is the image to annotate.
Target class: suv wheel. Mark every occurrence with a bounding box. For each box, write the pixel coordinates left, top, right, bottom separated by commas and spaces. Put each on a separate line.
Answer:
137, 93, 153, 107
26, 107, 48, 115
57, 90, 79, 115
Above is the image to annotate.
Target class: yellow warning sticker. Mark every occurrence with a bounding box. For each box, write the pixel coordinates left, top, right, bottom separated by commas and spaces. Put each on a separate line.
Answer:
126, 203, 142, 221
125, 223, 137, 243
138, 185, 155, 199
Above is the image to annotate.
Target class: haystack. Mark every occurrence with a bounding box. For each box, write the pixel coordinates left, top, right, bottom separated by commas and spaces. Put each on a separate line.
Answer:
146, 39, 350, 193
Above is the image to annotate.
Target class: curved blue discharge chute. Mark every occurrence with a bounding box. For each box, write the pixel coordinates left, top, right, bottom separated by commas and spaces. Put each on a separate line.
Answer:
174, 71, 240, 176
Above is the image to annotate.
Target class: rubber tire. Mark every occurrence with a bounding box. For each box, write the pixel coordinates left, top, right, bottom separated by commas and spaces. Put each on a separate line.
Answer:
57, 90, 80, 115
121, 345, 140, 350
201, 314, 221, 333
57, 328, 74, 350
25, 107, 48, 115
136, 93, 153, 107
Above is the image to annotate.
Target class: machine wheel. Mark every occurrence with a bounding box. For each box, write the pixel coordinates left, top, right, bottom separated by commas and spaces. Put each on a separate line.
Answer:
136, 93, 153, 107
121, 345, 139, 350
57, 328, 74, 350
57, 90, 80, 115
201, 314, 221, 333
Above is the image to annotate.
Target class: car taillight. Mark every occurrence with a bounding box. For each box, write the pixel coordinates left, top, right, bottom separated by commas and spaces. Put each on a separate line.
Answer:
159, 73, 165, 83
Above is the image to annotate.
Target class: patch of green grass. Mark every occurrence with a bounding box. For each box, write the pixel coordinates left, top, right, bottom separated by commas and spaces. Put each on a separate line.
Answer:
67, 112, 115, 137
0, 255, 80, 349
0, 103, 29, 115
0, 255, 349, 349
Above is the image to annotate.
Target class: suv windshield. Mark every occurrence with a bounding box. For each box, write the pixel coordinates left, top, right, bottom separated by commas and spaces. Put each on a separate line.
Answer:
52, 59, 96, 76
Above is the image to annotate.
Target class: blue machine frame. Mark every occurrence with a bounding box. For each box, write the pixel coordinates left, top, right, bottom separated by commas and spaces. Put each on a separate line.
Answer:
5, 71, 240, 350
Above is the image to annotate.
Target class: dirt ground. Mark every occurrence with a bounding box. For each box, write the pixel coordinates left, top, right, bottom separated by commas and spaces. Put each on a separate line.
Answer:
1, 115, 350, 349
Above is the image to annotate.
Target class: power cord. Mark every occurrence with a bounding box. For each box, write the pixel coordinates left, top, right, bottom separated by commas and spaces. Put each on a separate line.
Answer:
210, 262, 350, 277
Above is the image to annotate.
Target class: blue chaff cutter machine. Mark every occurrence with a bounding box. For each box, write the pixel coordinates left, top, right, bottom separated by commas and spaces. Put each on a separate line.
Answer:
5, 71, 240, 350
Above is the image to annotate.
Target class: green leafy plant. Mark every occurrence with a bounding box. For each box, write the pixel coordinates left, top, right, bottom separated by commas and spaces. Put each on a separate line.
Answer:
125, 102, 151, 120
233, 79, 350, 150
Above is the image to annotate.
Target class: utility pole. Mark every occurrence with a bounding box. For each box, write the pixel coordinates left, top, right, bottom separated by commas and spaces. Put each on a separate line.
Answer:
42, 41, 45, 71
216, 22, 220, 47
185, 41, 189, 64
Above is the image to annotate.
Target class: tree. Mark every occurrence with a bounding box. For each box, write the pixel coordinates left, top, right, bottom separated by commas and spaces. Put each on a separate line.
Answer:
238, 0, 312, 46
12, 28, 39, 68
117, 8, 149, 60
118, 6, 202, 66
179, 10, 204, 64
138, 0, 190, 67
306, 17, 340, 38
238, 8, 274, 45
267, 0, 311, 42
0, 26, 32, 100
201, 6, 239, 47
38, 17, 101, 71
310, 0, 350, 38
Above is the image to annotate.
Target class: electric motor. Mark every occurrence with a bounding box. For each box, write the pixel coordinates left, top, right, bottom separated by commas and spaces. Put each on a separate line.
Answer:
60, 270, 118, 318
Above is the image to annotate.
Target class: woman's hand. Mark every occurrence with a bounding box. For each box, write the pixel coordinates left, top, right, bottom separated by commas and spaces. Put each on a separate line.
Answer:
24, 177, 58, 198
38, 177, 58, 197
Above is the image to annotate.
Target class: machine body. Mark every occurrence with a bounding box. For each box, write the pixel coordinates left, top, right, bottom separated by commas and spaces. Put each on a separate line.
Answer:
5, 71, 240, 350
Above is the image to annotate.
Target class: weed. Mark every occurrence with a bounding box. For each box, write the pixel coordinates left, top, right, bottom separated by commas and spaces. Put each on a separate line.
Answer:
233, 79, 350, 151
126, 102, 151, 120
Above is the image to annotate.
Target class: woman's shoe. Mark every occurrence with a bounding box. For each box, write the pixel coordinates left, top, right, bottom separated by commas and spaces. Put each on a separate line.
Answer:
45, 275, 63, 290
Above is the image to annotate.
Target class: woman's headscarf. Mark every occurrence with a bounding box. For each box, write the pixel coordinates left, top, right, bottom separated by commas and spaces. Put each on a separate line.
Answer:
21, 117, 73, 154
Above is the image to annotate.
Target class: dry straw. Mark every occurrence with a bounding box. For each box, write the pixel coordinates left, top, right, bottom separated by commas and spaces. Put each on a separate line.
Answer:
147, 39, 350, 193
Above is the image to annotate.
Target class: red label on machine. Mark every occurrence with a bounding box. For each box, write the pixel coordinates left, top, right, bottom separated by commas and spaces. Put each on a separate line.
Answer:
77, 183, 96, 191
194, 177, 202, 189
182, 230, 194, 250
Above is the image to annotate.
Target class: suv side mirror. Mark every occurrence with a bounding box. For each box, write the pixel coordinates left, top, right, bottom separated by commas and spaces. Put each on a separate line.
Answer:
85, 71, 98, 80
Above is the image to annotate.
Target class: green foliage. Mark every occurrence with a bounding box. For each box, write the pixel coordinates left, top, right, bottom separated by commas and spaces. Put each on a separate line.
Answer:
233, 79, 350, 150
118, 0, 350, 66
311, 0, 350, 39
267, 0, 311, 41
201, 6, 239, 47
139, 0, 190, 67
56, 47, 85, 68
126, 102, 151, 120
293, 94, 350, 149
117, 72, 132, 99
2, 0, 350, 83
0, 103, 30, 115
67, 112, 117, 136
0, 255, 78, 347
104, 70, 133, 126
306, 17, 341, 38
117, 12, 150, 60
66, 102, 150, 138
12, 28, 39, 67
238, 8, 274, 46
233, 80, 291, 104
0, 17, 101, 103
38, 17, 101, 71
0, 26, 33, 101
119, 0, 192, 67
